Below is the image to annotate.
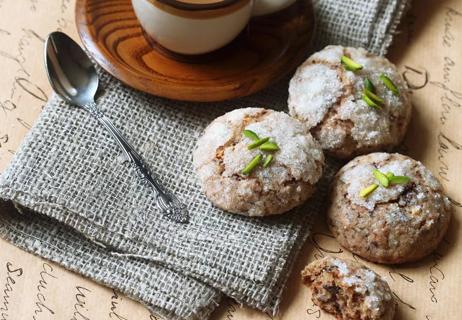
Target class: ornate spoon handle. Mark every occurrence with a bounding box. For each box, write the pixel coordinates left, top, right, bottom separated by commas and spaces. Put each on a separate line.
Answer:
83, 102, 189, 223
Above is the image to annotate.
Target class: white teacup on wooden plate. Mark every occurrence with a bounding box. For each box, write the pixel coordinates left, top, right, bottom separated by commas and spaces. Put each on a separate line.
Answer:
131, 0, 297, 55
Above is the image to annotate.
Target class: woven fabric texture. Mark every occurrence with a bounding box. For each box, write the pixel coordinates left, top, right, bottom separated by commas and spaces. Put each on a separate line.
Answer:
0, 205, 221, 320
0, 0, 409, 319
313, 0, 410, 56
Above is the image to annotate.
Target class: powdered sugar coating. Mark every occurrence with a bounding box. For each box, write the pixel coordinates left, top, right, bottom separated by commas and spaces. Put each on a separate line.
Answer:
193, 108, 324, 216
288, 64, 343, 128
302, 257, 396, 320
288, 45, 412, 158
341, 153, 445, 211
328, 153, 452, 263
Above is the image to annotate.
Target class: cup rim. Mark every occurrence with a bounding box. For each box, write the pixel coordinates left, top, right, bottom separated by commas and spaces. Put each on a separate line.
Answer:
155, 0, 242, 11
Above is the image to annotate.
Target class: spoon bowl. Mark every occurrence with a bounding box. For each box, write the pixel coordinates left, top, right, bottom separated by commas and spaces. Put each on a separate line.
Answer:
45, 32, 99, 107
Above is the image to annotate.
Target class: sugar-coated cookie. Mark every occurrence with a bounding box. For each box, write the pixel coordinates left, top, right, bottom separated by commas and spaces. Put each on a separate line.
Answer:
193, 108, 324, 216
328, 152, 451, 263
289, 45, 411, 159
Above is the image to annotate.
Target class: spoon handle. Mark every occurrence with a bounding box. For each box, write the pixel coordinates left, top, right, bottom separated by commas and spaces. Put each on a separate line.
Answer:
83, 102, 189, 223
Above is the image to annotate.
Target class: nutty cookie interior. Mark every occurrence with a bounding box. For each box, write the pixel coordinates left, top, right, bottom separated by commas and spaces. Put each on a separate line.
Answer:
302, 257, 396, 320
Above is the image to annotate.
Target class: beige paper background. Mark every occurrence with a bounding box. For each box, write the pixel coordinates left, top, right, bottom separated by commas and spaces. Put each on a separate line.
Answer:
0, 0, 461, 319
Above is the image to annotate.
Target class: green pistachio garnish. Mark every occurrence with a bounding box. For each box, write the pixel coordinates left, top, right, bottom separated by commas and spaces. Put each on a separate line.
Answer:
259, 141, 279, 152
263, 154, 273, 168
341, 55, 363, 71
364, 78, 376, 93
360, 169, 410, 197
248, 137, 269, 150
360, 183, 378, 198
364, 88, 384, 105
362, 93, 381, 109
243, 129, 259, 141
242, 129, 280, 171
388, 175, 411, 185
379, 74, 400, 96
242, 154, 262, 175
373, 169, 389, 187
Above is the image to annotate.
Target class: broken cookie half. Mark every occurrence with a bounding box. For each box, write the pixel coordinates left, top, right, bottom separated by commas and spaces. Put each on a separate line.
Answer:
301, 257, 396, 320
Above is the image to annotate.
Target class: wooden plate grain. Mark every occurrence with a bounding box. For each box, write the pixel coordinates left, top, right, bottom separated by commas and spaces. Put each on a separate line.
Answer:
75, 0, 315, 102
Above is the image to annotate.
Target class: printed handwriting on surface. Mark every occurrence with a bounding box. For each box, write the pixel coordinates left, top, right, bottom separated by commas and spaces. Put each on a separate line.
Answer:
392, 292, 416, 311
434, 7, 462, 126
71, 285, 91, 320
16, 117, 31, 130
28, 0, 38, 11
310, 232, 343, 261
402, 65, 428, 90
0, 262, 23, 320
32, 263, 57, 320
437, 132, 462, 183
388, 269, 415, 284
0, 135, 8, 148
0, 100, 16, 115
60, 0, 72, 13
223, 300, 237, 320
57, 0, 73, 31
305, 302, 321, 319
443, 7, 462, 48
109, 289, 128, 320
15, 77, 47, 104
430, 79, 462, 126
220, 300, 274, 320
0, 29, 46, 105
0, 27, 49, 162
428, 252, 445, 304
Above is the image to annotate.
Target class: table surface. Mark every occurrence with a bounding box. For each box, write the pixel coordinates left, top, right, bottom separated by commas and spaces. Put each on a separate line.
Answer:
0, 0, 461, 319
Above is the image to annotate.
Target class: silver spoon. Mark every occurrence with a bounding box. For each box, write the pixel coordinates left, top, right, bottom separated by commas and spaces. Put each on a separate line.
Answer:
44, 31, 189, 223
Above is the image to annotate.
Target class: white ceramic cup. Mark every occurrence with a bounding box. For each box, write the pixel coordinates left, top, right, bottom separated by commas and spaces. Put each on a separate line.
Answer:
131, 0, 297, 55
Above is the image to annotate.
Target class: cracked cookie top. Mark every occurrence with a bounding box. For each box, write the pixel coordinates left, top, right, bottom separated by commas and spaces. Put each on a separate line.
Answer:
328, 153, 451, 263
288, 45, 412, 159
342, 152, 444, 211
302, 256, 396, 320
193, 108, 324, 216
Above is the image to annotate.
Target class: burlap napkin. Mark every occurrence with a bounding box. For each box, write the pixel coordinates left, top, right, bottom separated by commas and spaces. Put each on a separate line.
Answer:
0, 0, 409, 319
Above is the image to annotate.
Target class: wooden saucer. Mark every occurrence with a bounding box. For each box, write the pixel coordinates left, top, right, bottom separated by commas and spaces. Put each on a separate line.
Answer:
75, 0, 315, 102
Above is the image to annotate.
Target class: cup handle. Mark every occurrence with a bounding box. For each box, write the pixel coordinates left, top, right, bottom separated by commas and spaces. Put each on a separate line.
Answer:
251, 0, 297, 16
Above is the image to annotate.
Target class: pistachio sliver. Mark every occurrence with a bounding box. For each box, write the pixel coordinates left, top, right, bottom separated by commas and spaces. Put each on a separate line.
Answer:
360, 183, 378, 198
373, 169, 389, 187
341, 55, 363, 71
248, 137, 269, 150
362, 93, 381, 109
263, 154, 273, 168
385, 172, 394, 179
379, 74, 400, 96
364, 78, 376, 93
259, 141, 279, 152
243, 129, 259, 141
364, 88, 384, 104
242, 154, 262, 175
389, 175, 411, 185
